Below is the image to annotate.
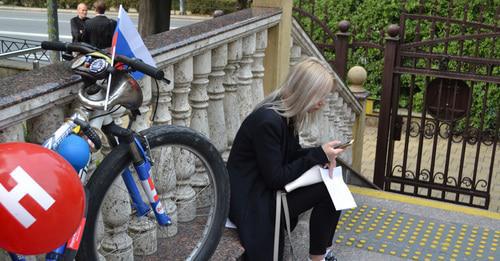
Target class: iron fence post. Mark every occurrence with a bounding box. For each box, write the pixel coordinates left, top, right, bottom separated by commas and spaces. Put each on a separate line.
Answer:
334, 20, 350, 81
373, 24, 400, 189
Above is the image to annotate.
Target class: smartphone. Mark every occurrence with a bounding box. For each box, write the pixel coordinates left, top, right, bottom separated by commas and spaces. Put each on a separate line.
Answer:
334, 139, 354, 149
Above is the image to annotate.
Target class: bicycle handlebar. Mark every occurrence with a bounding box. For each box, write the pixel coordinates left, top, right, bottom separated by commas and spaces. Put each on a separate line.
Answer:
41, 41, 165, 80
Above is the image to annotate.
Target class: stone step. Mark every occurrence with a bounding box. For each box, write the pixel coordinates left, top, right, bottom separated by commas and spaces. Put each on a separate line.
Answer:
211, 228, 245, 260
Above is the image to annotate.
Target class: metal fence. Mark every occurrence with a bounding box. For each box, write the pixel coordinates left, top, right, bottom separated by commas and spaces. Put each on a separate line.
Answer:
0, 36, 50, 63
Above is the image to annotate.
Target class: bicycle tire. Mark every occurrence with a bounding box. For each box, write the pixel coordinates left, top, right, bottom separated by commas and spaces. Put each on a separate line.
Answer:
78, 125, 229, 261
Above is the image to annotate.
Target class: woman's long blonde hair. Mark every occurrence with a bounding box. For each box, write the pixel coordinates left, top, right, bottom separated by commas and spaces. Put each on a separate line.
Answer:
255, 57, 336, 132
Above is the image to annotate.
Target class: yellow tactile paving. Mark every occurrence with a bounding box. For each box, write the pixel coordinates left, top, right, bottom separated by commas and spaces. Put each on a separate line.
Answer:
334, 204, 500, 260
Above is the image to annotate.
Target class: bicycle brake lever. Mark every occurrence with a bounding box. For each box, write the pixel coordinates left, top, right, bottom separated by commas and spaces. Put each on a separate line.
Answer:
162, 77, 171, 85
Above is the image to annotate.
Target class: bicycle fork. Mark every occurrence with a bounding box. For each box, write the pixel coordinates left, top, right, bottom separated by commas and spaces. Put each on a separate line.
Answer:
103, 122, 171, 226
122, 136, 171, 226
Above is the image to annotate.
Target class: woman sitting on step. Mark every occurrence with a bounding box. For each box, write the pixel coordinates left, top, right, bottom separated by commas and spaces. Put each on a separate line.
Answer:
227, 57, 345, 261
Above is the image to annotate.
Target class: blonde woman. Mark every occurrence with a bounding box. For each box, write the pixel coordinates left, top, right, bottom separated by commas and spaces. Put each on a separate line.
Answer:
227, 57, 344, 261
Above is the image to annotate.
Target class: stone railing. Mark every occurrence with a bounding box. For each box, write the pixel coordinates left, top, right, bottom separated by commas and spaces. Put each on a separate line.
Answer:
0, 7, 362, 259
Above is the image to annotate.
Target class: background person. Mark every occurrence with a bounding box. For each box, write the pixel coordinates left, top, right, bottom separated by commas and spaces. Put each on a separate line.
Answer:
82, 0, 117, 49
70, 3, 88, 43
227, 57, 345, 261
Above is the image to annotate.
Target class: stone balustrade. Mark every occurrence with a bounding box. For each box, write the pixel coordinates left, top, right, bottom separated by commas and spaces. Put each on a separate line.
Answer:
0, 7, 362, 259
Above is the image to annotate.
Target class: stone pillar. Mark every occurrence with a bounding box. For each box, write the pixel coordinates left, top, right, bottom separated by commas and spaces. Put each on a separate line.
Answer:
27, 106, 65, 144
223, 39, 242, 160
251, 30, 267, 104
190, 51, 212, 210
347, 65, 369, 172
131, 77, 152, 132
0, 123, 25, 142
208, 45, 228, 152
238, 33, 256, 121
151, 65, 178, 239
253, 0, 293, 95
173, 58, 196, 222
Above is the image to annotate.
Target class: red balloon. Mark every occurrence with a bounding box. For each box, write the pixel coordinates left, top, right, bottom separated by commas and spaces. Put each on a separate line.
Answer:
0, 142, 85, 255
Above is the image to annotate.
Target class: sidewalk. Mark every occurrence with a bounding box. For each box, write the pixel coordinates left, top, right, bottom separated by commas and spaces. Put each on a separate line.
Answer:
289, 185, 500, 261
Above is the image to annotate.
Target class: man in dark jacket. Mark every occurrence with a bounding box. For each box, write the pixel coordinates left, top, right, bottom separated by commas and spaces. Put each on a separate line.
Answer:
82, 0, 117, 49
70, 3, 88, 43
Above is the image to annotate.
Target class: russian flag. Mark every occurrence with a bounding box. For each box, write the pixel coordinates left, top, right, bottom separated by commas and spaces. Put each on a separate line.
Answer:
111, 5, 156, 80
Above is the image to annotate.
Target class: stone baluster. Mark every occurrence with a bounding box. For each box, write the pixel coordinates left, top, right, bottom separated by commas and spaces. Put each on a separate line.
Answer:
0, 123, 25, 142
173, 58, 196, 222
319, 93, 332, 144
341, 103, 351, 141
346, 111, 356, 164
238, 33, 256, 121
173, 58, 193, 127
190, 51, 211, 137
332, 96, 344, 142
251, 30, 267, 104
208, 45, 228, 152
190, 51, 212, 210
99, 110, 133, 259
152, 65, 174, 127
128, 76, 158, 255
289, 37, 302, 68
327, 92, 337, 141
26, 106, 65, 144
223, 39, 242, 160
131, 77, 153, 132
99, 176, 134, 259
151, 65, 178, 238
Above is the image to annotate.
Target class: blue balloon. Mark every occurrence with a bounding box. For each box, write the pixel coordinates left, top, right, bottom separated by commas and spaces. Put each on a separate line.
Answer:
56, 134, 91, 172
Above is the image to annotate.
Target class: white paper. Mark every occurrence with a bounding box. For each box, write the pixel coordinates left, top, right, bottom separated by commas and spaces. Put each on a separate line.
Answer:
285, 165, 322, 192
320, 166, 357, 210
225, 218, 237, 229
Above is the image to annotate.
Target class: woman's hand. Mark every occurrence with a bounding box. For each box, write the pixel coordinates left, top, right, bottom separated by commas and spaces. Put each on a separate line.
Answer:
321, 140, 346, 178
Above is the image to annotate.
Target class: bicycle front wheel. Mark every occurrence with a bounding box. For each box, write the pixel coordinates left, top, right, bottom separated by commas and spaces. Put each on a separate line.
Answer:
78, 125, 229, 261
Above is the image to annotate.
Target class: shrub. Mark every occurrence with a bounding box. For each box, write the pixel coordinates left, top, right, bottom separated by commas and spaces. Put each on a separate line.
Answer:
293, 0, 498, 129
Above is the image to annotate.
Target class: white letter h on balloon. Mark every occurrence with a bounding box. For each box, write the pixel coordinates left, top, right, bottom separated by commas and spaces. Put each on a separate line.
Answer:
0, 166, 55, 228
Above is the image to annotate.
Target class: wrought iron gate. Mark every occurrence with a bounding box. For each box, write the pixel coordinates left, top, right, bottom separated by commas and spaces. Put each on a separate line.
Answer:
373, 3, 499, 209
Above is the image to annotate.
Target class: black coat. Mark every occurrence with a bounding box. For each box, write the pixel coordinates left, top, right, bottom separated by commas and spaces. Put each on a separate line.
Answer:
227, 106, 329, 260
82, 15, 117, 49
70, 16, 88, 43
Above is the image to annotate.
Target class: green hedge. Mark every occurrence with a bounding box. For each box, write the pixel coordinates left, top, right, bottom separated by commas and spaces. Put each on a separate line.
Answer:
293, 0, 498, 130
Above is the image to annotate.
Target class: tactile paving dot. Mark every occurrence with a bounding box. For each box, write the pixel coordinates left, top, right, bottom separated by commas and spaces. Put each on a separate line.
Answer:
333, 205, 500, 260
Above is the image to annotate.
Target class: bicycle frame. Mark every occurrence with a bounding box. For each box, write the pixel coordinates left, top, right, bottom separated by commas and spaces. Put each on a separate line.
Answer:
9, 109, 171, 260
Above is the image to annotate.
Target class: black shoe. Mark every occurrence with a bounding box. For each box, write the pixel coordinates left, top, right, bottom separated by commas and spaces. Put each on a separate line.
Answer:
325, 250, 338, 261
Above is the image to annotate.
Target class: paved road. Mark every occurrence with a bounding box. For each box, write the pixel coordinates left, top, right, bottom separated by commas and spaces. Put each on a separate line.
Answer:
0, 8, 207, 42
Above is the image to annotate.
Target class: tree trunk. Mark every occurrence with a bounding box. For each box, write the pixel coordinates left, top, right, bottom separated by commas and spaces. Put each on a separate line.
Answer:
47, 0, 59, 62
139, 0, 172, 38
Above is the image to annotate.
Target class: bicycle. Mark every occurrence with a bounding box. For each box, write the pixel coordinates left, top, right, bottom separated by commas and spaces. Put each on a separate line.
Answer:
1, 41, 230, 260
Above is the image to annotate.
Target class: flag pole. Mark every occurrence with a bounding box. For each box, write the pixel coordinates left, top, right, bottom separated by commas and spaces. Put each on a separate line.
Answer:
104, 5, 121, 111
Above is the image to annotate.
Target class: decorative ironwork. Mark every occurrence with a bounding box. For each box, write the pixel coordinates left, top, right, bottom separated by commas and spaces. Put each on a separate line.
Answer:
292, 0, 497, 209
0, 36, 50, 63
425, 78, 471, 122
375, 0, 498, 209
